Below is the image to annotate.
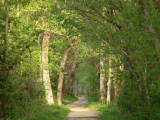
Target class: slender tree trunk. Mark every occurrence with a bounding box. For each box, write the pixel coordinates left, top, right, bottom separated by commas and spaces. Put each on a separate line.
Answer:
57, 39, 76, 105
107, 55, 112, 104
113, 68, 118, 99
1, 1, 10, 118
39, 48, 43, 82
3, 0, 9, 63
74, 79, 77, 96
3, 17, 8, 63
42, 30, 54, 105
63, 56, 77, 96
0, 16, 8, 120
89, 82, 91, 97
69, 85, 73, 95
79, 85, 82, 95
38, 33, 43, 82
100, 50, 105, 103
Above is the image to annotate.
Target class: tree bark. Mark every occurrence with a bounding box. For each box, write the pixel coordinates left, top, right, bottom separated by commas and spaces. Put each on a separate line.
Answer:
42, 30, 54, 105
69, 85, 73, 95
74, 78, 77, 96
38, 33, 43, 82
100, 49, 105, 103
2, 0, 10, 63
63, 56, 77, 96
107, 55, 112, 104
89, 82, 91, 97
57, 39, 76, 105
0, 0, 10, 118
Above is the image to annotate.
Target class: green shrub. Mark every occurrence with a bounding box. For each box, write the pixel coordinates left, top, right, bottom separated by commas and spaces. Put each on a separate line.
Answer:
86, 102, 144, 120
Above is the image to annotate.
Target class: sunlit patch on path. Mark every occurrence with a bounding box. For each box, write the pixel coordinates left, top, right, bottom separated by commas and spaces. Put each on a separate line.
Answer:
65, 96, 100, 120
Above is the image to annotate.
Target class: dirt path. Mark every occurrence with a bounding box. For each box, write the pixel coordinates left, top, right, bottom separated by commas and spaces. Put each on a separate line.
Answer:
65, 96, 100, 120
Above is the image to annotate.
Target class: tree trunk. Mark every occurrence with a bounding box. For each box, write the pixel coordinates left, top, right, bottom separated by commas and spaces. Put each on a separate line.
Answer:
63, 56, 77, 96
0, 15, 8, 120
79, 85, 82, 95
89, 82, 91, 97
0, 1, 10, 118
38, 33, 43, 82
42, 30, 54, 105
74, 79, 77, 96
57, 39, 76, 105
107, 55, 112, 104
100, 50, 105, 103
2, 0, 10, 63
3, 17, 8, 63
69, 85, 73, 95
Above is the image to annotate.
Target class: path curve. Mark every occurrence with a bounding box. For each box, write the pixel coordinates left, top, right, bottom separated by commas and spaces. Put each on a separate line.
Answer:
65, 96, 100, 120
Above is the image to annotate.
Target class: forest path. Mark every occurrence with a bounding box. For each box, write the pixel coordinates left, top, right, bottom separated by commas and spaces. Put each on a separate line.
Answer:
65, 96, 100, 120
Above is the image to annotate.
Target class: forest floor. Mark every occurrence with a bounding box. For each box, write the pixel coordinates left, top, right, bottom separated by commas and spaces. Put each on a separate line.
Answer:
65, 96, 100, 120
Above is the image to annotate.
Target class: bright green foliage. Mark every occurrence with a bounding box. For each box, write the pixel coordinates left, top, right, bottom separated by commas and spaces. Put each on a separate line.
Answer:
57, 0, 160, 119
0, 0, 160, 119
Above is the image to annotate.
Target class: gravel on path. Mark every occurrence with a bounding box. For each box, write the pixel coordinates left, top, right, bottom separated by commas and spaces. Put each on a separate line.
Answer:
65, 96, 100, 120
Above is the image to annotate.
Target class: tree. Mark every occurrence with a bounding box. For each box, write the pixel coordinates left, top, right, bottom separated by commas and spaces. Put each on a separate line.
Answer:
57, 39, 76, 105
107, 54, 112, 104
63, 53, 77, 96
42, 30, 54, 105
100, 49, 105, 103
0, 0, 10, 118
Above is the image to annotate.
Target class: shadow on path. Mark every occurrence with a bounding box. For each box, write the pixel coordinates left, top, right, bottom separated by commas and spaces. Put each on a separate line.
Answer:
65, 96, 100, 120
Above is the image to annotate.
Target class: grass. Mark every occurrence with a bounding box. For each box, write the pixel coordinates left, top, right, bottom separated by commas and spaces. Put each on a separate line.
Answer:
8, 104, 70, 120
62, 95, 78, 105
86, 102, 144, 120
5, 95, 78, 120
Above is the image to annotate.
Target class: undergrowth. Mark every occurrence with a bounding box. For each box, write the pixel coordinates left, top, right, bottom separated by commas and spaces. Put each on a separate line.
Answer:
86, 102, 144, 120
4, 95, 78, 120
5, 104, 70, 120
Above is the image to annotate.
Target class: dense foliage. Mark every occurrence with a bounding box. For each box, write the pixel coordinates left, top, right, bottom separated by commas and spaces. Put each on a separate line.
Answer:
0, 0, 159, 119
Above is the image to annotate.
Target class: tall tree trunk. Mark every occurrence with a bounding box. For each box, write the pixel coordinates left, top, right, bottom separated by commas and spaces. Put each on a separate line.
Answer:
3, 17, 8, 63
42, 30, 54, 105
107, 55, 112, 104
1, 1, 10, 118
63, 56, 77, 96
74, 78, 77, 96
2, 0, 10, 63
69, 85, 73, 95
89, 82, 91, 97
38, 33, 43, 82
100, 50, 105, 103
57, 39, 76, 105
0, 15, 8, 120
79, 85, 82, 95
